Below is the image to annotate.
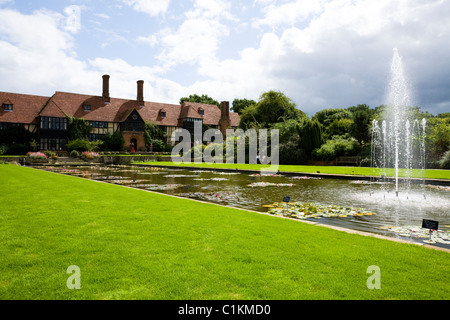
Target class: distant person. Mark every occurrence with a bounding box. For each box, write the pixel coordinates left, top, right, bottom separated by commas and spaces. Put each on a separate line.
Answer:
130, 142, 135, 153
256, 152, 261, 164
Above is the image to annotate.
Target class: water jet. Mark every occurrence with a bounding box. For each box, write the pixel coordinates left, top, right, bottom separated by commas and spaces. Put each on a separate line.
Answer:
371, 48, 426, 196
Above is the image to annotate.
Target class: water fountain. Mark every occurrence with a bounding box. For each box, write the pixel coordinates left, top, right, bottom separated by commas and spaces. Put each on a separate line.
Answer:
371, 48, 427, 197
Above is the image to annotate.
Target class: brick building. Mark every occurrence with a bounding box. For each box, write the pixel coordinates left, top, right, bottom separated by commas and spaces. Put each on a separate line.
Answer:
0, 75, 240, 151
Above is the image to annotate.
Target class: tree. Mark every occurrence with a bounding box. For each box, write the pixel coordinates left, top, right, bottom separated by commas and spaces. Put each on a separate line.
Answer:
239, 90, 305, 129
179, 94, 220, 107
324, 118, 354, 140
312, 135, 361, 161
351, 110, 370, 144
232, 98, 256, 114
272, 118, 323, 164
427, 117, 450, 161
312, 108, 352, 127
144, 122, 170, 151
297, 119, 324, 157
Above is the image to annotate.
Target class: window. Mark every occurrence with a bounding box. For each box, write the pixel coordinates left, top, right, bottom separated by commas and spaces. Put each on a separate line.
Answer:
40, 138, 67, 151
0, 123, 20, 130
199, 109, 205, 116
183, 118, 202, 122
3, 104, 13, 111
89, 134, 106, 142
160, 111, 166, 118
83, 105, 91, 112
89, 121, 108, 129
40, 117, 67, 130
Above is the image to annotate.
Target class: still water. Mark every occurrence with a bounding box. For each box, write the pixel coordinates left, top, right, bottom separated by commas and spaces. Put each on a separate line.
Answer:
38, 165, 450, 248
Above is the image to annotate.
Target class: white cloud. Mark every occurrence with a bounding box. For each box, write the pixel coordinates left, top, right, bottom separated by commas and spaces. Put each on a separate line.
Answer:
120, 0, 170, 17
64, 5, 82, 34
0, 8, 158, 99
1, 0, 450, 116
95, 13, 110, 20
185, 0, 233, 20
165, 0, 450, 114
146, 0, 233, 69
253, 0, 326, 29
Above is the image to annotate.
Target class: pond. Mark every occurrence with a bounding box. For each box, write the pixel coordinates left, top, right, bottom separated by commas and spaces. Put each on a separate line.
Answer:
37, 164, 450, 248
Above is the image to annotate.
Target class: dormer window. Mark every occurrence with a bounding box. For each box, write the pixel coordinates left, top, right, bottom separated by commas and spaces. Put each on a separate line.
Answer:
83, 105, 91, 112
160, 110, 166, 118
198, 108, 205, 116
3, 104, 13, 111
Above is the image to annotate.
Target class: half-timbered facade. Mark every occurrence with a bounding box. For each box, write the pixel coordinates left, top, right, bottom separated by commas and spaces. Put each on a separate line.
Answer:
0, 75, 240, 151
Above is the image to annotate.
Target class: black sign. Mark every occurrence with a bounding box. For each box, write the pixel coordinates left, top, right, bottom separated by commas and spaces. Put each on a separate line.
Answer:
283, 196, 291, 203
422, 219, 439, 230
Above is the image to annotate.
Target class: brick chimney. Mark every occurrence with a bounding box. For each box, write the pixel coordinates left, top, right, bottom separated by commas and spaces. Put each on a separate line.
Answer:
137, 80, 144, 107
102, 74, 110, 103
219, 101, 231, 139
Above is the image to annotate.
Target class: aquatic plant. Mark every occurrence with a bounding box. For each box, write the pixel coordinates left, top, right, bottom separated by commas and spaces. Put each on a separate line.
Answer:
266, 201, 376, 220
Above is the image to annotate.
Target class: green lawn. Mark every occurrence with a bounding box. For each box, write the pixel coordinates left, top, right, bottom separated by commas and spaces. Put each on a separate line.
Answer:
0, 164, 448, 300
133, 161, 450, 180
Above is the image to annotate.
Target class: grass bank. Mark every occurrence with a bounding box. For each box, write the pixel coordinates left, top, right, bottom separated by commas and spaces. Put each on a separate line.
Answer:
133, 161, 450, 180
0, 164, 448, 300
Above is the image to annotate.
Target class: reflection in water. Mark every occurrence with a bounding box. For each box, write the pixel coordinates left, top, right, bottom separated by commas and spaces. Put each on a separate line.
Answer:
39, 165, 450, 247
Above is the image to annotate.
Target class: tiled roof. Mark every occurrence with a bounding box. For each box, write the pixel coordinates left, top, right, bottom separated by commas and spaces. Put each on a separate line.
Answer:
0, 91, 49, 124
38, 98, 68, 118
230, 112, 240, 127
0, 90, 240, 128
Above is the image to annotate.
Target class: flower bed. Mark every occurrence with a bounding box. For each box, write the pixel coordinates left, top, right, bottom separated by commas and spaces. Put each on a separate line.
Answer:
27, 152, 48, 159
81, 151, 101, 161
26, 152, 48, 163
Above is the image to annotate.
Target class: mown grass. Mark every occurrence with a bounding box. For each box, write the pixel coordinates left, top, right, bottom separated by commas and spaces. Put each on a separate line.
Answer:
0, 164, 448, 300
133, 161, 450, 180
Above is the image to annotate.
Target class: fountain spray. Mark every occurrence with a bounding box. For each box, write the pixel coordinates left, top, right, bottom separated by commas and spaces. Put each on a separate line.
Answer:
371, 48, 425, 197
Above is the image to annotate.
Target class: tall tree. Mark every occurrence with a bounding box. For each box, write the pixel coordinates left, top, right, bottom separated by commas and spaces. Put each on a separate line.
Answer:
239, 90, 305, 129
179, 94, 220, 107
232, 98, 256, 114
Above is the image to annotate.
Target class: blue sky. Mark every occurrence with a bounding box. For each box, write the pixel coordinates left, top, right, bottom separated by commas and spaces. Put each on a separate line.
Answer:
1, 0, 449, 116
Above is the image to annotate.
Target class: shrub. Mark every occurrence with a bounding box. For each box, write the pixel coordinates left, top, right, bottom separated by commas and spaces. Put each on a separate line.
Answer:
44, 151, 56, 158
0, 145, 7, 155
148, 139, 171, 152
68, 117, 91, 140
359, 158, 371, 167
70, 150, 80, 158
101, 131, 124, 151
438, 149, 450, 169
312, 136, 360, 161
81, 151, 100, 161
7, 143, 29, 155
188, 144, 206, 159
279, 137, 308, 165
66, 139, 100, 153
27, 152, 48, 159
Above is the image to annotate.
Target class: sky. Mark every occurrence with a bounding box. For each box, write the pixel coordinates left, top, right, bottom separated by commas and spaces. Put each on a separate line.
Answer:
0, 0, 449, 116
